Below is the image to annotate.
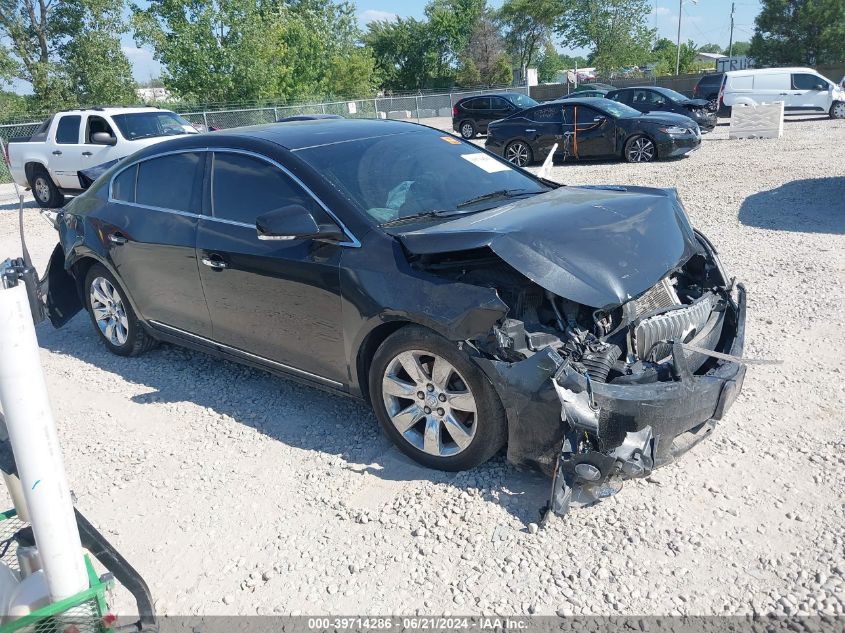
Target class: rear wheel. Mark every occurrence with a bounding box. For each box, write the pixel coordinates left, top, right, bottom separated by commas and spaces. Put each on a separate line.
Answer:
84, 264, 156, 357
459, 120, 476, 139
369, 326, 506, 471
624, 135, 657, 163
29, 167, 64, 208
830, 102, 845, 119
504, 140, 533, 167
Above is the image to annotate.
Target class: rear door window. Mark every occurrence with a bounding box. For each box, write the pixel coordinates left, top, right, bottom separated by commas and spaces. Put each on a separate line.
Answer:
135, 152, 204, 212
55, 115, 81, 144
752, 73, 788, 90
469, 97, 491, 110
211, 152, 321, 226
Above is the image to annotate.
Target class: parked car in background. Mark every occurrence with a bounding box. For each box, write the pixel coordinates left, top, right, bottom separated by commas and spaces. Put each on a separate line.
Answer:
452, 92, 538, 138
606, 86, 717, 132
572, 83, 616, 93
719, 67, 845, 119
7, 106, 199, 208
39, 118, 745, 515
485, 97, 701, 166
693, 73, 724, 110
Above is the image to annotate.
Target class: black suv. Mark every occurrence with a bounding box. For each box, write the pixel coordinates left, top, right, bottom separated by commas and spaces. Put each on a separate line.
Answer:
692, 73, 724, 109
452, 92, 538, 138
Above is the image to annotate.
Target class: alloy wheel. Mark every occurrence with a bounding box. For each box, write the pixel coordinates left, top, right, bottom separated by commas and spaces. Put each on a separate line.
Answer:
90, 276, 129, 346
34, 177, 51, 203
505, 142, 530, 166
460, 122, 474, 138
381, 350, 478, 457
627, 137, 655, 162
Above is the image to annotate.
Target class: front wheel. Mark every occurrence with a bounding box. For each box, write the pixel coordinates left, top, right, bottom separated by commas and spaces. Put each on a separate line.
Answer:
84, 264, 156, 356
624, 135, 657, 163
29, 167, 64, 208
504, 140, 533, 167
830, 101, 845, 119
369, 326, 507, 471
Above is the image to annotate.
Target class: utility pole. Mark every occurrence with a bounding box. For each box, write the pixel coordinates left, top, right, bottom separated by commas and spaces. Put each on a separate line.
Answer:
675, 0, 683, 75
727, 1, 736, 61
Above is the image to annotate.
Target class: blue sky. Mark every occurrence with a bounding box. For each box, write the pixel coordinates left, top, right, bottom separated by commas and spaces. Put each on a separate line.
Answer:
13, 0, 762, 88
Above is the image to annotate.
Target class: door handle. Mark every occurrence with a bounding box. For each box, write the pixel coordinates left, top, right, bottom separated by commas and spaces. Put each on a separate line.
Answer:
82, 151, 93, 156
108, 233, 128, 245
201, 256, 228, 270
52, 150, 62, 156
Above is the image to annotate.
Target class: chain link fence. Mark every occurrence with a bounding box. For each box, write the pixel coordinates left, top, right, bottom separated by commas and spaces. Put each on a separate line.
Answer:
0, 84, 528, 185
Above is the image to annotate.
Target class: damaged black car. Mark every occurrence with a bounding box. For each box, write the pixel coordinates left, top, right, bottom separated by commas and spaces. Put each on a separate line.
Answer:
36, 119, 746, 515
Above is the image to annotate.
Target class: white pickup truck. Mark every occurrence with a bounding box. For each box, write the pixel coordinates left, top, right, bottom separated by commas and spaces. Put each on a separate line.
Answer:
7, 106, 200, 207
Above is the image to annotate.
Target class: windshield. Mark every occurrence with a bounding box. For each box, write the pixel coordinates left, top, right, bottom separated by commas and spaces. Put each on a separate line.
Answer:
510, 93, 538, 108
598, 100, 641, 118
296, 131, 548, 225
655, 87, 691, 102
111, 112, 194, 140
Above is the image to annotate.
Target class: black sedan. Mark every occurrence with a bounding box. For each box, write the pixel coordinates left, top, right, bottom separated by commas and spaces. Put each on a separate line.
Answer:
485, 97, 701, 166
606, 86, 717, 132
559, 88, 609, 99
40, 119, 745, 515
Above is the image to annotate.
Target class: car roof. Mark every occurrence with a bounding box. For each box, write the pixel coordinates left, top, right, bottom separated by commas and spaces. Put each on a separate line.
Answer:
55, 106, 173, 116
725, 67, 814, 76
547, 97, 610, 105
214, 118, 434, 151
458, 92, 527, 102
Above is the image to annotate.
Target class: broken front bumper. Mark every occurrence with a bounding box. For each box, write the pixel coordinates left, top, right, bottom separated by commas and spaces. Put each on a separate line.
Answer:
477, 284, 747, 517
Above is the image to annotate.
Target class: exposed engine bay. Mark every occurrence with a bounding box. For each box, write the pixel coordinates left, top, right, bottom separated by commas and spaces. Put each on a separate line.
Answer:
409, 227, 747, 520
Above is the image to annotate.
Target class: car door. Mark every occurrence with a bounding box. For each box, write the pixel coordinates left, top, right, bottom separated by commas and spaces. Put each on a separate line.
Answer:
103, 150, 212, 336
196, 150, 346, 385
490, 97, 516, 123
561, 105, 616, 158
471, 97, 493, 131
790, 72, 831, 110
80, 114, 121, 170
525, 104, 564, 159
608, 89, 633, 108
48, 114, 86, 189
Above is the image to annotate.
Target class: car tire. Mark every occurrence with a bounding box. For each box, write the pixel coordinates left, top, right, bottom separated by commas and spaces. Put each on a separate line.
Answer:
84, 264, 156, 357
368, 325, 507, 471
624, 135, 657, 163
29, 167, 64, 208
830, 101, 845, 119
504, 140, 533, 167
459, 120, 476, 139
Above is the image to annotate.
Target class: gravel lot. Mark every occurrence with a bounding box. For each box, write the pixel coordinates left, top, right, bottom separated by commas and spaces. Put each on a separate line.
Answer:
0, 115, 843, 618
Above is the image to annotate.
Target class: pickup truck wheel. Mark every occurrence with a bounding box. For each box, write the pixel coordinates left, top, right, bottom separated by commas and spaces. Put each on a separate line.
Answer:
84, 265, 156, 357
29, 167, 64, 208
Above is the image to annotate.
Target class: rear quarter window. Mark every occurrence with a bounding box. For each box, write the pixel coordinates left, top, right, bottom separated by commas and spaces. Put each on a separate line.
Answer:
729, 75, 754, 90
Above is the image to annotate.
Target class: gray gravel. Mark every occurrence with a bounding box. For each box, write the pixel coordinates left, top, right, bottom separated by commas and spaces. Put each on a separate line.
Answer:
0, 115, 843, 617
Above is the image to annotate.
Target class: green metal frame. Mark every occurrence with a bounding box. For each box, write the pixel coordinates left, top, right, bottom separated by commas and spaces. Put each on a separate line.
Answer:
0, 509, 112, 633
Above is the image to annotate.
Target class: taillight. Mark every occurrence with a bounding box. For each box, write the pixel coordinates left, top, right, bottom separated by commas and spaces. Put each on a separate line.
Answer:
452, 106, 458, 118
718, 76, 726, 107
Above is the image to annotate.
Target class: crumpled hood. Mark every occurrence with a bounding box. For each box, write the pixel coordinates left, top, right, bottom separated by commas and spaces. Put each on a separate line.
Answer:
679, 98, 711, 108
390, 185, 702, 309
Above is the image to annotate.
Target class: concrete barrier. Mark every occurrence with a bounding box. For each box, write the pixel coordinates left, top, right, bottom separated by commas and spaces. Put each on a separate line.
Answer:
728, 101, 784, 139
438, 108, 454, 117
387, 110, 412, 120
416, 108, 437, 119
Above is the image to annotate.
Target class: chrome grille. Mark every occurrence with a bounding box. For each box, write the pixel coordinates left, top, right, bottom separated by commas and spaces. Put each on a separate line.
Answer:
633, 277, 680, 318
634, 293, 717, 360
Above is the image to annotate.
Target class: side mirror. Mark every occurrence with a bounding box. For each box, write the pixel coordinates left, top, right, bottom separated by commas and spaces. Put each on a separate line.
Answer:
91, 132, 117, 146
256, 204, 345, 243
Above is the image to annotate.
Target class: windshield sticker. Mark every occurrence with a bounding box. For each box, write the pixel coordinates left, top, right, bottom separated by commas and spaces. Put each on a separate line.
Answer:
440, 135, 462, 145
461, 153, 512, 173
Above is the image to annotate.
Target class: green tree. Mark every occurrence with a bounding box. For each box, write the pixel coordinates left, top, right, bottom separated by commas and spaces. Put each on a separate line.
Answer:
555, 0, 655, 75
536, 41, 565, 82
365, 17, 440, 90
460, 10, 512, 85
425, 0, 485, 79
0, 0, 135, 108
496, 0, 561, 71
651, 39, 699, 75
455, 55, 481, 86
725, 41, 752, 56
749, 0, 845, 65
697, 43, 724, 53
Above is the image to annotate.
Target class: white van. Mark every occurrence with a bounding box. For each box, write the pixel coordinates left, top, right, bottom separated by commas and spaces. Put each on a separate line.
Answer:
719, 67, 845, 119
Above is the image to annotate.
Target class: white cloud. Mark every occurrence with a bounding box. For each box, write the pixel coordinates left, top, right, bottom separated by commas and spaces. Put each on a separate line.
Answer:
121, 46, 162, 82
359, 9, 399, 24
